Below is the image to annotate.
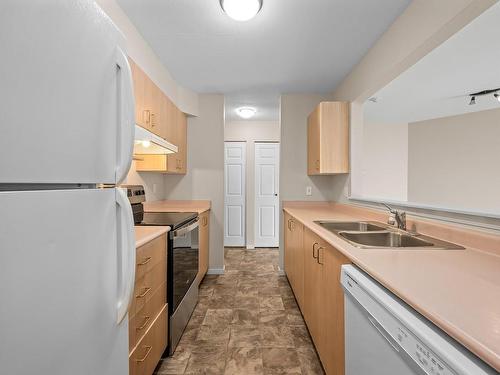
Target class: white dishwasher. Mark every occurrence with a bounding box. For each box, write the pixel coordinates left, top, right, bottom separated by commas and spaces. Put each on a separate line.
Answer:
341, 265, 496, 375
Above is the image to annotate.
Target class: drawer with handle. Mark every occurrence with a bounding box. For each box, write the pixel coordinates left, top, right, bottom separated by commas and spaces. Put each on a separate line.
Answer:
129, 258, 166, 317
135, 234, 166, 282
129, 282, 167, 352
129, 304, 168, 375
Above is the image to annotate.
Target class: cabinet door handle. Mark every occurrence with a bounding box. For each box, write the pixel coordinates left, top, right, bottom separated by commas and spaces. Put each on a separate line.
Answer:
137, 256, 152, 266
136, 287, 151, 298
312, 243, 319, 259
136, 316, 151, 331
143, 110, 151, 125
315, 160, 320, 170
135, 345, 152, 362
317, 247, 324, 265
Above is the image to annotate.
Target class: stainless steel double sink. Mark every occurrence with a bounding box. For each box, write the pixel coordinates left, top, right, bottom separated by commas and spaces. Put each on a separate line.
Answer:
314, 221, 464, 250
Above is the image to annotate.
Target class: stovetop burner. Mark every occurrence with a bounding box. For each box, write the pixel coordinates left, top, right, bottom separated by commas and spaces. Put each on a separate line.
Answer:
139, 211, 198, 229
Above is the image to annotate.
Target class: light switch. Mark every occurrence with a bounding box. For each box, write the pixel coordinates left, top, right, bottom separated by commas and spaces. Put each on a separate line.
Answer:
306, 186, 312, 196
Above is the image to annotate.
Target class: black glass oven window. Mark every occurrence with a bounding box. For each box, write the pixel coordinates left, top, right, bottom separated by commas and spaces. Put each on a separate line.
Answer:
172, 228, 199, 312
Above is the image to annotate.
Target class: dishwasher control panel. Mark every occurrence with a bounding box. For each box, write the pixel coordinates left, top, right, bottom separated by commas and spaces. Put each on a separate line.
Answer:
342, 270, 455, 375
396, 325, 455, 375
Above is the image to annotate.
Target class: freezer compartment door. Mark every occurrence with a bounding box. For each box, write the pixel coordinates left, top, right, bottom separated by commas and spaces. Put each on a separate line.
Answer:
0, 188, 136, 375
0, 1, 134, 184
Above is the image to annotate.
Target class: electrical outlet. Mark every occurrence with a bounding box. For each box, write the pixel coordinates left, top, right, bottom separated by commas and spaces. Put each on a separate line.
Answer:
306, 186, 312, 196
152, 183, 158, 194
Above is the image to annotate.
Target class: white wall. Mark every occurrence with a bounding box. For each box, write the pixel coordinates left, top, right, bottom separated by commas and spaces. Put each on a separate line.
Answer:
362, 122, 408, 201
96, 0, 199, 116
124, 163, 165, 202
224, 121, 281, 249
162, 95, 225, 273
408, 108, 500, 215
330, 0, 498, 226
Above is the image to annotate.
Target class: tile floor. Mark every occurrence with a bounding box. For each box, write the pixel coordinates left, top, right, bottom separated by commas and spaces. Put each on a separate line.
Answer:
154, 248, 325, 375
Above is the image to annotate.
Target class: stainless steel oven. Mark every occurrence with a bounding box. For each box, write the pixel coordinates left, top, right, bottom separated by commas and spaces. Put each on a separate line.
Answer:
123, 185, 199, 356
168, 216, 199, 354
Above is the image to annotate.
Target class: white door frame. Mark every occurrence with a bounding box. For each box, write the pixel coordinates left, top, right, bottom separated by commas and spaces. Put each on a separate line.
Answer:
254, 142, 280, 248
224, 141, 246, 247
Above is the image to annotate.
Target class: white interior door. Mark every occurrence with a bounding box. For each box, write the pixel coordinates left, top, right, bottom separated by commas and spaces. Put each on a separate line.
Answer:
224, 142, 246, 246
255, 143, 280, 247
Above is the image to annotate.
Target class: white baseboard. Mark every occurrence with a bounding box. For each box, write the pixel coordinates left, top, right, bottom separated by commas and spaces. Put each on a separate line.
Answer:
207, 265, 225, 275
277, 266, 285, 276
246, 245, 255, 250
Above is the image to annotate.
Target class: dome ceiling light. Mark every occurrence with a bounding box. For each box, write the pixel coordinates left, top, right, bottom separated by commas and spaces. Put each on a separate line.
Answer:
236, 107, 257, 119
220, 0, 263, 22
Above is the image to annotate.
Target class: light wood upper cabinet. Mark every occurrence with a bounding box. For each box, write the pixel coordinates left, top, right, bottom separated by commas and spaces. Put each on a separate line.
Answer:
176, 109, 187, 174
196, 210, 210, 285
129, 59, 147, 130
307, 102, 349, 175
129, 57, 188, 174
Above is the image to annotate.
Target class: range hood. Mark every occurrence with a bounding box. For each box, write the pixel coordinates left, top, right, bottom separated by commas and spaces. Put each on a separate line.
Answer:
133, 125, 178, 155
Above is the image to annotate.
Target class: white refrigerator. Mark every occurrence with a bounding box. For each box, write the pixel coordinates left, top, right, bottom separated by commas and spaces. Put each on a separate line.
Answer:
0, 1, 136, 374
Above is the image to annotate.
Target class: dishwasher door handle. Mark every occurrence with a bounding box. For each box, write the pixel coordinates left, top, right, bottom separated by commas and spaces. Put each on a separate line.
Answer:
367, 315, 400, 353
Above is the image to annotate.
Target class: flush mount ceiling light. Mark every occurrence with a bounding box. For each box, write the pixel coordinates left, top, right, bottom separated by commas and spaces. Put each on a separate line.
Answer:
220, 0, 263, 21
236, 107, 257, 119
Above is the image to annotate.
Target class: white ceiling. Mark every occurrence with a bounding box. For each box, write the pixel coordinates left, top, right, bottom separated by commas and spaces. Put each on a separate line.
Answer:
225, 92, 280, 122
364, 2, 500, 124
116, 0, 410, 95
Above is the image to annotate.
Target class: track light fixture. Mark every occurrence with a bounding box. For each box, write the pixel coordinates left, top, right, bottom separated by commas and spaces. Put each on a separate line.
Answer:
468, 87, 500, 105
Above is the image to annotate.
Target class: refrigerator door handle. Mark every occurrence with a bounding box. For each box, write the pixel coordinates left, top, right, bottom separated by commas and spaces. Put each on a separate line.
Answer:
116, 187, 136, 324
115, 46, 135, 184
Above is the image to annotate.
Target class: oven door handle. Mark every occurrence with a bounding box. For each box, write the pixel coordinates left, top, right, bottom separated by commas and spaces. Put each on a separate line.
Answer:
170, 219, 199, 239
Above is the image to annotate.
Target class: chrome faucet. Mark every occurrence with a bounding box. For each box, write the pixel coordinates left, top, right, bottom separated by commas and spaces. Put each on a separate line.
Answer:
382, 203, 407, 231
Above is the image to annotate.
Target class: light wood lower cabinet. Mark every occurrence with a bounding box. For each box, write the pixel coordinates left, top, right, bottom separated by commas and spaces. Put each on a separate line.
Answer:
196, 210, 210, 285
284, 212, 350, 375
303, 227, 350, 375
129, 304, 167, 375
284, 212, 304, 306
129, 233, 168, 375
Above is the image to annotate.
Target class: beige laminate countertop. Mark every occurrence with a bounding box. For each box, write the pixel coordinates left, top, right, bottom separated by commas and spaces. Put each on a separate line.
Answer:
143, 200, 211, 214
135, 226, 170, 248
283, 202, 500, 371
